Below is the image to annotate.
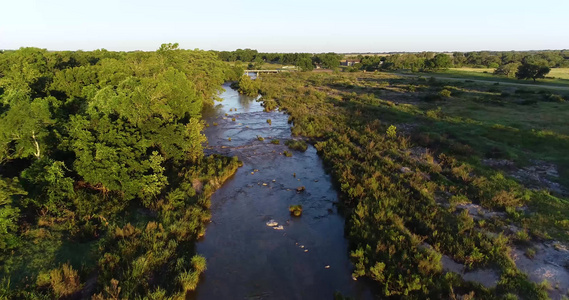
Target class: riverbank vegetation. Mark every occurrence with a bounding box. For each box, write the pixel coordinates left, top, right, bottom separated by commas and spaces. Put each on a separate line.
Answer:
0, 44, 240, 298
242, 71, 569, 299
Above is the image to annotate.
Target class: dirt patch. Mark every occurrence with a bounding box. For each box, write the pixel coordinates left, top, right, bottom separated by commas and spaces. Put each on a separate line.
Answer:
421, 243, 501, 288
455, 203, 505, 220
440, 254, 500, 288
482, 159, 566, 195
512, 242, 569, 299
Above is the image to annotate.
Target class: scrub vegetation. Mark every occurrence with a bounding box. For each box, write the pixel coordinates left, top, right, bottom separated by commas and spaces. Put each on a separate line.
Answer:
0, 44, 241, 298
237, 71, 569, 299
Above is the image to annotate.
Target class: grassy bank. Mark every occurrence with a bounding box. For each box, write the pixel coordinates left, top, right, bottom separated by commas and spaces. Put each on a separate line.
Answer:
243, 71, 569, 299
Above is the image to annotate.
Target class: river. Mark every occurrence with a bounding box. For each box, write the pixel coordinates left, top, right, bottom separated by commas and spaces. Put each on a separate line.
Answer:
190, 83, 374, 299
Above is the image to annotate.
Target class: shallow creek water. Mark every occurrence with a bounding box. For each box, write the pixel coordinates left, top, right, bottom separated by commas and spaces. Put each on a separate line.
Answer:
190, 83, 374, 300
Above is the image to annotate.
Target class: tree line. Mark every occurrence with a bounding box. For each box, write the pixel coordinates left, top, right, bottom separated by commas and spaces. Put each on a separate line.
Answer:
215, 48, 567, 82
355, 50, 569, 71
215, 49, 342, 71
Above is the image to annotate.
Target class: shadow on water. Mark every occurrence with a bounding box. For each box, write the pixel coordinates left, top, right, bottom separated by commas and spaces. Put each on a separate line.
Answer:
191, 83, 375, 300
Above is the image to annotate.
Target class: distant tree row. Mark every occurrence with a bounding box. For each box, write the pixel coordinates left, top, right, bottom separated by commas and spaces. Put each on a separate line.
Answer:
215, 49, 568, 81
357, 50, 569, 71
346, 51, 564, 81
214, 49, 342, 71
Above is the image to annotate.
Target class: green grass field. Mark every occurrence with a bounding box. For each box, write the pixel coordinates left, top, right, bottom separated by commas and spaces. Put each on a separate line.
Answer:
451, 67, 569, 80
433, 68, 569, 86
548, 68, 569, 80
449, 67, 495, 73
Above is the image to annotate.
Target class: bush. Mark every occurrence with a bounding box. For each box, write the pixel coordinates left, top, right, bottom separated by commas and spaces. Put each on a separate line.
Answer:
386, 125, 397, 139
545, 94, 565, 102
37, 263, 82, 298
270, 139, 280, 145
525, 248, 536, 259
285, 139, 308, 152
289, 205, 303, 217
263, 99, 278, 112
237, 75, 260, 96
483, 190, 522, 210
449, 194, 470, 206
438, 89, 452, 98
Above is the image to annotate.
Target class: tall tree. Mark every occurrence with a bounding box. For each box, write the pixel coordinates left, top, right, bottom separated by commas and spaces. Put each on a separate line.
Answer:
515, 63, 550, 82
494, 63, 520, 78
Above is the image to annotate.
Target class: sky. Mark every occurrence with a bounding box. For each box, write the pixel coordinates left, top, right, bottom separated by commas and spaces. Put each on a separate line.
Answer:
1, 0, 568, 53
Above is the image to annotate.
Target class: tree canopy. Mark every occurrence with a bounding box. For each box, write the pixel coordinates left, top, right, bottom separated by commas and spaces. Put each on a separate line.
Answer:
0, 44, 240, 298
516, 62, 551, 82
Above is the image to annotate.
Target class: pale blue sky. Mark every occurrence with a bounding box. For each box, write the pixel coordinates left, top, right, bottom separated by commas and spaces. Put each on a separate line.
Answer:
1, 0, 568, 52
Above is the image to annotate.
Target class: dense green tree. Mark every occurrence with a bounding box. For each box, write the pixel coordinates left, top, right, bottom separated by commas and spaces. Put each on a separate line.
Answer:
494, 63, 520, 77
236, 74, 260, 96
318, 53, 341, 70
0, 94, 54, 161
0, 44, 241, 298
427, 54, 453, 70
296, 55, 314, 71
0, 177, 25, 250
452, 52, 466, 67
516, 63, 550, 82
234, 48, 258, 62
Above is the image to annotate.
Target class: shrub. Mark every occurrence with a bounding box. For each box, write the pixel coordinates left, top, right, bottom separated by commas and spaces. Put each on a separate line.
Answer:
178, 270, 199, 292
545, 94, 565, 102
487, 190, 522, 210
283, 151, 292, 157
289, 205, 303, 217
386, 125, 397, 139
263, 99, 277, 112
449, 195, 470, 206
37, 263, 82, 298
515, 230, 531, 243
270, 139, 280, 145
438, 89, 452, 98
257, 135, 264, 141
425, 108, 443, 119
191, 255, 207, 273
237, 75, 260, 96
525, 248, 536, 259
267, 119, 272, 125
285, 139, 308, 151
